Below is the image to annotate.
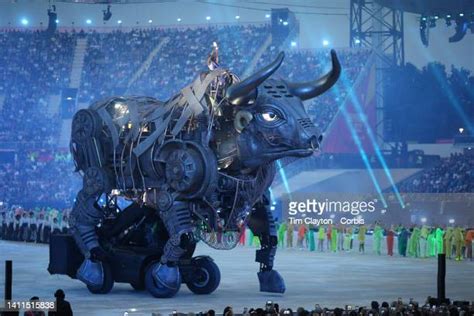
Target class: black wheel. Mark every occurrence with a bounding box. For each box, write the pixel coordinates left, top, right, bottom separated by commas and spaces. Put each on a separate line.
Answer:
130, 281, 145, 291
86, 261, 114, 294
185, 256, 220, 295
144, 262, 181, 298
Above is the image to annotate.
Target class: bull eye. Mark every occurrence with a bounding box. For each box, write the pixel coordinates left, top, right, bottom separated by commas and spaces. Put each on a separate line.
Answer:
261, 110, 279, 122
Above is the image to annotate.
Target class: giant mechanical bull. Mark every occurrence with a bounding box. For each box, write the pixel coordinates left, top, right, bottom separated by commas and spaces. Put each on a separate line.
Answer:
65, 50, 340, 298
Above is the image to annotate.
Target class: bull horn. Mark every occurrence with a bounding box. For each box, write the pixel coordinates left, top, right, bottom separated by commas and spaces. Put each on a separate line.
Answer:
287, 49, 341, 101
226, 52, 285, 106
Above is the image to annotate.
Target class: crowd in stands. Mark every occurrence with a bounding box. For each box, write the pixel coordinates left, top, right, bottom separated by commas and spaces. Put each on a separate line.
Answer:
177, 298, 474, 316
399, 153, 474, 193
0, 30, 76, 146
0, 149, 80, 208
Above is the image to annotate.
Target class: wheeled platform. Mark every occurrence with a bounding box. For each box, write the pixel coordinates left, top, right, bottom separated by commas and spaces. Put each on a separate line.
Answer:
48, 234, 220, 297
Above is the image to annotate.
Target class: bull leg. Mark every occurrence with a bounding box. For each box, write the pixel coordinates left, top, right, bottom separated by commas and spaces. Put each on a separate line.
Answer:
150, 200, 196, 296
69, 167, 109, 288
247, 192, 286, 294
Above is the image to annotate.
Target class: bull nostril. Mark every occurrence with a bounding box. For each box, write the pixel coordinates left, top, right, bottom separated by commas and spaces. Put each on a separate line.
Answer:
308, 136, 320, 150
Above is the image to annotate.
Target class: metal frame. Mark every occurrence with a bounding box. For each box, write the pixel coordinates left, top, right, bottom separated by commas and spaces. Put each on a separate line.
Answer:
350, 0, 405, 145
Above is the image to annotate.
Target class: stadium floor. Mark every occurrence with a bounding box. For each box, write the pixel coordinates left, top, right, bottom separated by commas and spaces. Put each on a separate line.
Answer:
1, 240, 473, 315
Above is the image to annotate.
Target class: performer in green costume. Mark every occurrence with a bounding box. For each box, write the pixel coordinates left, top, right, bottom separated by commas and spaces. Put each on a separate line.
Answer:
435, 227, 444, 255
317, 226, 325, 252
248, 229, 254, 246
277, 221, 287, 248
373, 223, 384, 255
408, 226, 421, 257
443, 227, 454, 259
453, 227, 464, 261
308, 225, 316, 251
358, 225, 367, 253
330, 225, 338, 252
287, 221, 294, 248
419, 225, 429, 258
343, 226, 352, 251
427, 228, 436, 257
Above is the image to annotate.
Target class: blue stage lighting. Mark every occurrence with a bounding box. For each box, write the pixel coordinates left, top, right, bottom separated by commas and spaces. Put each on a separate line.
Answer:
21, 18, 29, 26
86, 19, 92, 25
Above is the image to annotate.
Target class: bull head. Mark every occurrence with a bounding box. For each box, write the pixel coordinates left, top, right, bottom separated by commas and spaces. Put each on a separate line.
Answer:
223, 50, 341, 169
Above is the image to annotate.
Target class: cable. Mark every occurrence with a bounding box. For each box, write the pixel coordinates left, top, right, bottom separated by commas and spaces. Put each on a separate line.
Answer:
197, 0, 349, 17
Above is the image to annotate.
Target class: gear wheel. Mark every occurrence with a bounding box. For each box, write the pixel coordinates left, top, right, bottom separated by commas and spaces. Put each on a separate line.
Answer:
165, 149, 203, 193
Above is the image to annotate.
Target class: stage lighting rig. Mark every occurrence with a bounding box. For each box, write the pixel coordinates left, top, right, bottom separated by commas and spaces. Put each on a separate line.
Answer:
419, 16, 429, 46
449, 16, 469, 43
47, 5, 58, 33
445, 14, 452, 26
103, 5, 112, 21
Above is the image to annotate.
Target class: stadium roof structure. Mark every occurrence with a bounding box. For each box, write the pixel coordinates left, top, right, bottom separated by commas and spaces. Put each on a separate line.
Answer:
375, 0, 474, 15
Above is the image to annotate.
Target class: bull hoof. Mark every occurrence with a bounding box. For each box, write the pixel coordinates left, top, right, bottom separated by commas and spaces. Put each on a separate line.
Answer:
258, 269, 286, 294
145, 263, 181, 298
77, 259, 104, 288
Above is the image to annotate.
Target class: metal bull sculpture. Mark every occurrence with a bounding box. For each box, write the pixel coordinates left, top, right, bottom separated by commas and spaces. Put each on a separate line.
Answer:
65, 50, 341, 298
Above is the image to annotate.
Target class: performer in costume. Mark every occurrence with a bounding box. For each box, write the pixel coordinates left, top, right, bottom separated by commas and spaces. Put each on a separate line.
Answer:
435, 227, 444, 255
386, 225, 395, 256
317, 226, 325, 252
286, 221, 294, 248
330, 225, 338, 252
343, 226, 352, 252
427, 228, 436, 257
52, 216, 62, 235
453, 227, 464, 261
36, 210, 45, 243
337, 224, 344, 251
0, 211, 5, 240
373, 222, 384, 255
398, 227, 409, 257
443, 227, 454, 259
419, 225, 429, 258
6, 209, 14, 240
248, 227, 254, 247
465, 228, 474, 261
28, 210, 37, 242
13, 208, 22, 241
42, 210, 52, 244
297, 224, 307, 249
358, 224, 367, 253
61, 210, 70, 234
308, 225, 316, 252
326, 224, 332, 251
277, 221, 287, 248
408, 226, 420, 257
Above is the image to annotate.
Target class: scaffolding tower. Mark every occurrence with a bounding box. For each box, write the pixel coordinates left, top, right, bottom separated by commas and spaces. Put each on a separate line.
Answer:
349, 0, 404, 146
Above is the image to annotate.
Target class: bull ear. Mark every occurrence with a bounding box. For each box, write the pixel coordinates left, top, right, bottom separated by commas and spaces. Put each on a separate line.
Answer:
287, 49, 341, 100
225, 52, 285, 106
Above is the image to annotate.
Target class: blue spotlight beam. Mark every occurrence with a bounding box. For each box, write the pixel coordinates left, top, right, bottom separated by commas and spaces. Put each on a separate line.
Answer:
276, 160, 292, 201
339, 59, 405, 208
326, 64, 388, 208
